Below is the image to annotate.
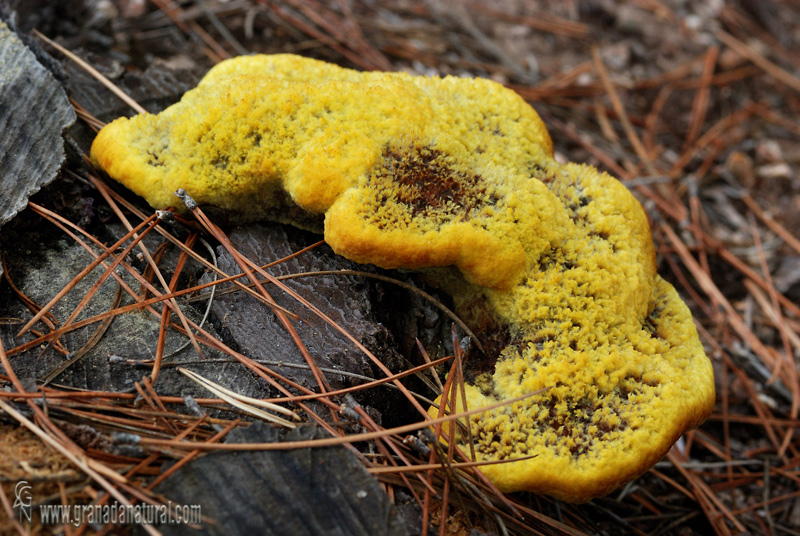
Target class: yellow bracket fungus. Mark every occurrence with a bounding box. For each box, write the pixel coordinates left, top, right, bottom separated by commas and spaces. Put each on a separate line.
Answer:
91, 54, 715, 503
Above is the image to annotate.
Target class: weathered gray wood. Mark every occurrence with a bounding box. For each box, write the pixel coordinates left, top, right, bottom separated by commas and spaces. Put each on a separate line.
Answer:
0, 220, 411, 407
153, 423, 409, 536
0, 19, 75, 227
204, 223, 405, 391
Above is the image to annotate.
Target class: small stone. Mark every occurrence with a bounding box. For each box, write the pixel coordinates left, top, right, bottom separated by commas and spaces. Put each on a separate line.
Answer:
757, 163, 792, 181
755, 139, 784, 164
615, 5, 647, 34
724, 151, 756, 188
601, 42, 631, 71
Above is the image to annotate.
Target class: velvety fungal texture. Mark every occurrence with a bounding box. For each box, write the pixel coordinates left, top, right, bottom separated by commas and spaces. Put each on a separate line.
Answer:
91, 54, 715, 503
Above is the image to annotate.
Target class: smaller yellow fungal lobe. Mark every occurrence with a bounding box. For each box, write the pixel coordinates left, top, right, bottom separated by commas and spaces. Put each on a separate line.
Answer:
439, 278, 714, 503
91, 54, 715, 502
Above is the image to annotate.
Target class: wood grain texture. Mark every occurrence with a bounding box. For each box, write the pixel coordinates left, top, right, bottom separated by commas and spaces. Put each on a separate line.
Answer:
0, 19, 74, 227
155, 423, 409, 536
206, 223, 404, 392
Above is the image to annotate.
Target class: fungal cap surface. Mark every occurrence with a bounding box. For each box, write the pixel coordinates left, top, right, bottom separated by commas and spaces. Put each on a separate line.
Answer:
90, 54, 557, 289
433, 276, 714, 503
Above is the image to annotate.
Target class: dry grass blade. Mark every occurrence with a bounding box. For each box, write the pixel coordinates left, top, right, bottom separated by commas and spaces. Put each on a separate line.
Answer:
178, 367, 298, 427
132, 388, 550, 452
